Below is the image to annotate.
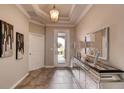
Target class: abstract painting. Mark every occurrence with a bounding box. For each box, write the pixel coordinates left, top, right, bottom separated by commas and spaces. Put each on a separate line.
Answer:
0, 20, 14, 58
16, 32, 24, 59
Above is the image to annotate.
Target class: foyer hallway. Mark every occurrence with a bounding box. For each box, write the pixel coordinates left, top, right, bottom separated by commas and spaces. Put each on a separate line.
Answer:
16, 68, 79, 89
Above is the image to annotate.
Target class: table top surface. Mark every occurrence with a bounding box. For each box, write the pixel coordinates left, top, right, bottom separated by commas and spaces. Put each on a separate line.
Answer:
74, 57, 124, 73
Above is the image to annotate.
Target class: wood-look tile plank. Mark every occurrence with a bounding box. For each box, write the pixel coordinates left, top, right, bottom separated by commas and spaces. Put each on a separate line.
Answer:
16, 67, 78, 89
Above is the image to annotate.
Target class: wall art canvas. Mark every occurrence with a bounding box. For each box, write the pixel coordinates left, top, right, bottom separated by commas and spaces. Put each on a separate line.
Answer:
0, 20, 14, 58
16, 32, 24, 59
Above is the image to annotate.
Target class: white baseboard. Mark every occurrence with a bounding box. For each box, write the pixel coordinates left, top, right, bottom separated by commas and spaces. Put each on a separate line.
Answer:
29, 66, 44, 71
10, 73, 29, 89
45, 66, 55, 68
45, 66, 71, 68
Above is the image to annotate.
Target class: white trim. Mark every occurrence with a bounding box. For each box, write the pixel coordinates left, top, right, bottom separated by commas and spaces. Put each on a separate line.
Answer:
16, 4, 93, 27
58, 20, 71, 24
75, 4, 93, 25
46, 24, 75, 27
29, 32, 45, 39
32, 4, 49, 18
15, 4, 31, 19
59, 17, 70, 20
10, 73, 29, 89
29, 32, 45, 71
32, 4, 72, 24
54, 29, 70, 67
29, 19, 45, 27
69, 4, 76, 18
45, 66, 55, 68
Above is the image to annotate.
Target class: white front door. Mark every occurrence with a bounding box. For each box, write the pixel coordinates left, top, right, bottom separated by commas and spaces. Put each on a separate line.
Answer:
54, 30, 70, 67
29, 33, 44, 71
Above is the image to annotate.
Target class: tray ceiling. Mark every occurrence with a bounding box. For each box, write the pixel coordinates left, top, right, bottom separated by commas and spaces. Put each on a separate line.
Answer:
17, 4, 93, 27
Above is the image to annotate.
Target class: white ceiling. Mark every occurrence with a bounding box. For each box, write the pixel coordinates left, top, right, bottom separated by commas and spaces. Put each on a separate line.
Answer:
16, 4, 93, 27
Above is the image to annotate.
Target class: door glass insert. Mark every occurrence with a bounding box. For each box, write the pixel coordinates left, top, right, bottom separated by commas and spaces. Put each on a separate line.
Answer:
57, 32, 66, 64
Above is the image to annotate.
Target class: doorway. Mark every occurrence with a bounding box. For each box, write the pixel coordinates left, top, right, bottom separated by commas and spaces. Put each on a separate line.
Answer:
29, 33, 44, 71
54, 30, 70, 67
57, 33, 66, 64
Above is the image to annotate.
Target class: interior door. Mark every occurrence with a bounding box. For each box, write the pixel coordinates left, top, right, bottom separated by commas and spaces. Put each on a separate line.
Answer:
29, 33, 44, 71
54, 30, 70, 67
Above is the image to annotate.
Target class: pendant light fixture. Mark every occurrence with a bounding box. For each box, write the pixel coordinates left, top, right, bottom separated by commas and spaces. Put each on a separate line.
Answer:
50, 4, 59, 22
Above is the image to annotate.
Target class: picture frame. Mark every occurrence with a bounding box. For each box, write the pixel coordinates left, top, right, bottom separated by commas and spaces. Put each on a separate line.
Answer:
0, 20, 14, 58
16, 32, 24, 60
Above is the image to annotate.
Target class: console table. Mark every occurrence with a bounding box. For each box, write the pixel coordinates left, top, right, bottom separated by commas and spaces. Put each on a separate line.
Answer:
71, 57, 124, 89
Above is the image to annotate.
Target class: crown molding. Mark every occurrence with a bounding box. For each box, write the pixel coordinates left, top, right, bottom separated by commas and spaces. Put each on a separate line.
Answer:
32, 4, 49, 21
29, 19, 45, 27
46, 23, 75, 28
75, 4, 93, 26
16, 4, 93, 27
32, 4, 71, 23
15, 4, 31, 19
69, 4, 76, 18
57, 20, 71, 24
32, 4, 49, 17
59, 17, 70, 21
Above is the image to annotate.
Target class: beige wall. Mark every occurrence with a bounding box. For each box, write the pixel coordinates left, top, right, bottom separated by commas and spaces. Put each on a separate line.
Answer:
76, 5, 124, 70
45, 27, 75, 66
29, 23, 45, 35
29, 23, 76, 67
0, 5, 29, 88
29, 24, 76, 67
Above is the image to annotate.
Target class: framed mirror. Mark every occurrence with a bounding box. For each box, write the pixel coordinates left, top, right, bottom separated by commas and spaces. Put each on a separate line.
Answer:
85, 27, 109, 61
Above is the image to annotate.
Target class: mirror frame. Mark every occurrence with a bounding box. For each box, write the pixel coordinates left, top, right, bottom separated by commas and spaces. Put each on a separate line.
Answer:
85, 27, 109, 62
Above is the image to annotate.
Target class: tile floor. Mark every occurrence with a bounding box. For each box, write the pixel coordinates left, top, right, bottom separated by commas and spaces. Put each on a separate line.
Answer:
16, 67, 79, 89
